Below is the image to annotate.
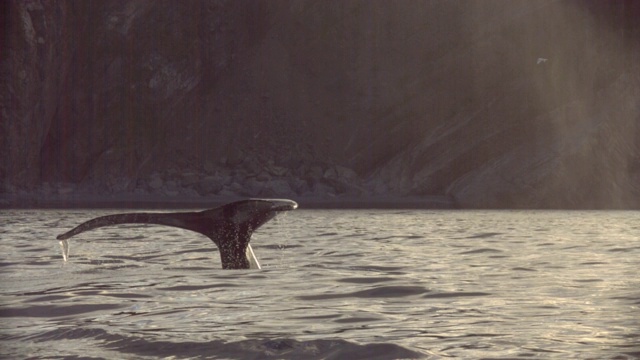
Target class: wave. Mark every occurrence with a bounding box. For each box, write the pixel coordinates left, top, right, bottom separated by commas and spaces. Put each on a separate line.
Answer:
26, 327, 425, 359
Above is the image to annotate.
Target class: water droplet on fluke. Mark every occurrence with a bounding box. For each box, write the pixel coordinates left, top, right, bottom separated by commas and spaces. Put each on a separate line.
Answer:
59, 240, 70, 261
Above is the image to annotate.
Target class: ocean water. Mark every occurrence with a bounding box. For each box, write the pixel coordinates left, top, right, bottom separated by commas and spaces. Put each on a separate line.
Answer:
0, 209, 638, 359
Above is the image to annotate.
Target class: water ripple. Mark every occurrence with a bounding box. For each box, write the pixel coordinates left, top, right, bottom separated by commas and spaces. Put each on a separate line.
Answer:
298, 286, 429, 300
0, 304, 123, 318
0, 209, 638, 359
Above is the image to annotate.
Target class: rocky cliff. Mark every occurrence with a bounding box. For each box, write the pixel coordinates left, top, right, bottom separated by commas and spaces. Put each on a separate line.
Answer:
2, 0, 639, 208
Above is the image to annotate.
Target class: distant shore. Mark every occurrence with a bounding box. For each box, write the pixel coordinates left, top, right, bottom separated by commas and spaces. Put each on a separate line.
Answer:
0, 193, 456, 210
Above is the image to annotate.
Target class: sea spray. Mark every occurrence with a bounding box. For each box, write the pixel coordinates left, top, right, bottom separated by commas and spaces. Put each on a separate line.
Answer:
59, 239, 70, 261
274, 211, 291, 267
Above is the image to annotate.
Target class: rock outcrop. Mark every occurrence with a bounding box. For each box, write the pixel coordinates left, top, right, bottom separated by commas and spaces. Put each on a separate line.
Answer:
2, 1, 639, 208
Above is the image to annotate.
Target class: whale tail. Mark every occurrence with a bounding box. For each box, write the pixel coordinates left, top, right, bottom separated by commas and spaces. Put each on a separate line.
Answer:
56, 199, 298, 269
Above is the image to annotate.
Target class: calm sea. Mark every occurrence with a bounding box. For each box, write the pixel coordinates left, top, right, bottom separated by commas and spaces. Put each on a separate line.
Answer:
1, 209, 638, 359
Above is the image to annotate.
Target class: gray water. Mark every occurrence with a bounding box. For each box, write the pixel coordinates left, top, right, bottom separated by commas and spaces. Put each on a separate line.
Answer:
0, 209, 638, 359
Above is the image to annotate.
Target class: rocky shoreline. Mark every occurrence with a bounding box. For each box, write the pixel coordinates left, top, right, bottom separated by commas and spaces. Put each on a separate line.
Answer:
0, 193, 455, 210
0, 161, 456, 209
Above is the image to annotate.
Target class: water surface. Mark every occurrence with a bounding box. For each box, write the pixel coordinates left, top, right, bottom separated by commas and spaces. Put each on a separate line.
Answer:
1, 209, 639, 359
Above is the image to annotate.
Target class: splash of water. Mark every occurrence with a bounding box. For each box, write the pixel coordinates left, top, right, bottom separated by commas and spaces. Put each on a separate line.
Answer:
273, 212, 292, 266
59, 239, 70, 262
246, 244, 261, 269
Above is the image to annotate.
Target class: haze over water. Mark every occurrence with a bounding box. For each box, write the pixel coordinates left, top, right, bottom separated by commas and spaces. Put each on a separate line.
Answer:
1, 209, 638, 359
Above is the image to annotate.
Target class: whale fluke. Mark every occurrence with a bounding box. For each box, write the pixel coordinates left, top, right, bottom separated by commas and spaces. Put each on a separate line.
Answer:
56, 199, 298, 269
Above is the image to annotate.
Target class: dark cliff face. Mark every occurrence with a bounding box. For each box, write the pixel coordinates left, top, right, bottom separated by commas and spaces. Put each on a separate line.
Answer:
2, 0, 639, 208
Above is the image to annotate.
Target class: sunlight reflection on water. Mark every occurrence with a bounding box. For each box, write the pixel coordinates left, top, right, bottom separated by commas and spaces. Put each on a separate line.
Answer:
0, 209, 638, 359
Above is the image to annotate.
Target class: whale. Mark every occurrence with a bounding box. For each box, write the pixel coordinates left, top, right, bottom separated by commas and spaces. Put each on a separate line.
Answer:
56, 199, 298, 269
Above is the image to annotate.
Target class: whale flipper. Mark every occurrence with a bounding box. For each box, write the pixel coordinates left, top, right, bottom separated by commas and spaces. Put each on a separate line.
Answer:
56, 199, 297, 269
